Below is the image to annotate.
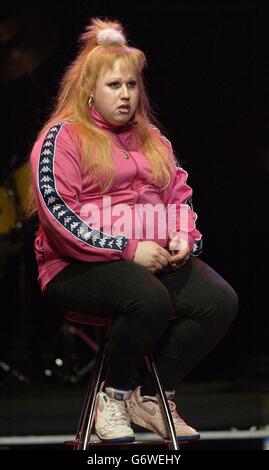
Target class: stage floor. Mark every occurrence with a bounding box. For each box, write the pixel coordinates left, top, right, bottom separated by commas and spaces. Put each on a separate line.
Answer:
1, 377, 269, 450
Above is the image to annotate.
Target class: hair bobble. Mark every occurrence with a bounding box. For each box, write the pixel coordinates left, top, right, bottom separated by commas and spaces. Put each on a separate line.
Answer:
96, 28, 126, 46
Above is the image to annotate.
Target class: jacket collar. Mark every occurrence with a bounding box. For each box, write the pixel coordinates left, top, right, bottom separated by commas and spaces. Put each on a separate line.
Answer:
89, 106, 139, 150
89, 106, 136, 135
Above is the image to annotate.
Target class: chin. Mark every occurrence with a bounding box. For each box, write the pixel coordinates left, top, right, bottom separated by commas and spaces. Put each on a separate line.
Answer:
113, 117, 130, 126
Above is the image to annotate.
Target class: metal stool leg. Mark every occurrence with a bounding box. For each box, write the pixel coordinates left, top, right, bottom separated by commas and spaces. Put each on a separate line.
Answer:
145, 354, 179, 451
75, 336, 109, 450
65, 315, 179, 450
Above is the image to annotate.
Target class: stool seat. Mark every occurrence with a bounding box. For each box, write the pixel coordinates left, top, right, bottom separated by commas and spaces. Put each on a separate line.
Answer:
65, 311, 112, 329
64, 310, 179, 450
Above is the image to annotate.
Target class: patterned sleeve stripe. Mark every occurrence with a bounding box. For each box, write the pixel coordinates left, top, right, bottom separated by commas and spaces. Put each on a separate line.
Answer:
38, 123, 128, 252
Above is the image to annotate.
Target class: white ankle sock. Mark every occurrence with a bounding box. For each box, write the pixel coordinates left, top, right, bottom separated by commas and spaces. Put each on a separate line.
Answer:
105, 386, 133, 401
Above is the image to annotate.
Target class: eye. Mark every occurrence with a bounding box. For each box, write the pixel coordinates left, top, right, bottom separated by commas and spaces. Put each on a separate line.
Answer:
108, 81, 121, 89
127, 81, 137, 89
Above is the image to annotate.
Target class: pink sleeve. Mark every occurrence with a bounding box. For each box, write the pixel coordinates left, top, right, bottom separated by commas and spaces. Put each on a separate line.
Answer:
31, 122, 139, 262
160, 140, 203, 256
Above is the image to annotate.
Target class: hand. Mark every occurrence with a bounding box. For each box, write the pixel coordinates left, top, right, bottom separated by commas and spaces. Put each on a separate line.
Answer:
169, 235, 190, 269
133, 241, 172, 273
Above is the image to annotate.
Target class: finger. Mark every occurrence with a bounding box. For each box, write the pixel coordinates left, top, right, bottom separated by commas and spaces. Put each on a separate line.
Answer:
155, 261, 164, 271
159, 254, 169, 267
171, 248, 190, 262
150, 261, 164, 273
160, 247, 172, 262
171, 259, 187, 269
171, 253, 187, 263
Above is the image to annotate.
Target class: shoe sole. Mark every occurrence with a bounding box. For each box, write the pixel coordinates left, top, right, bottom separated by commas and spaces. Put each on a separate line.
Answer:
130, 414, 200, 442
96, 433, 135, 443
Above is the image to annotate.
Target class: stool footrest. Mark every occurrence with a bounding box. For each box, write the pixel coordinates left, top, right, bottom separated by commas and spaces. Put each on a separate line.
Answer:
64, 439, 81, 449
64, 438, 183, 447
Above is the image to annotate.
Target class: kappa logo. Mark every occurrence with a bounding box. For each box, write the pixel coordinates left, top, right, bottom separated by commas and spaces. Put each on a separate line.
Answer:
114, 392, 124, 401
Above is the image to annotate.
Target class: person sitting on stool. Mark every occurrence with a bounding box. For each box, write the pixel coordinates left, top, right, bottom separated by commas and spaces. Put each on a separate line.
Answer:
28, 18, 238, 443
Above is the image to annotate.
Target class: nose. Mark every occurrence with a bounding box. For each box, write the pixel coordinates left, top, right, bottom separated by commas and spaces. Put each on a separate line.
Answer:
120, 84, 130, 100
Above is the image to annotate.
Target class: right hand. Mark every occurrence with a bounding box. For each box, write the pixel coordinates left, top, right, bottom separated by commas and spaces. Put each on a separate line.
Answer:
133, 241, 172, 273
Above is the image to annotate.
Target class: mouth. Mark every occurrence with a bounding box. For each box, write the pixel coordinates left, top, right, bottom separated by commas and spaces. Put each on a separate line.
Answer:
118, 105, 131, 113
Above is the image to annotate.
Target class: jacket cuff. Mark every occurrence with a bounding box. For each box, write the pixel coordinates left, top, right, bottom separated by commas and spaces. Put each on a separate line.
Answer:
122, 239, 140, 261
190, 238, 203, 256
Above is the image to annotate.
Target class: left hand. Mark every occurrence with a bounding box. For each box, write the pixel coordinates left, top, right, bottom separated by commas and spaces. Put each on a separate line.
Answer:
169, 236, 190, 268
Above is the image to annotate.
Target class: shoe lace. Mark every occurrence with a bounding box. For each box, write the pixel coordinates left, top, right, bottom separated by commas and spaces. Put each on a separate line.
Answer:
168, 400, 188, 427
131, 390, 189, 429
107, 399, 130, 425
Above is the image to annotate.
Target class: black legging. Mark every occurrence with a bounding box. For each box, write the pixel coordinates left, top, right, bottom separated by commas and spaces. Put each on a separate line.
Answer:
45, 256, 238, 392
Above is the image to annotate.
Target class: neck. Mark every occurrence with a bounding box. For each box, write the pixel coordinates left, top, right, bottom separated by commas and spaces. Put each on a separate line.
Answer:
89, 106, 136, 134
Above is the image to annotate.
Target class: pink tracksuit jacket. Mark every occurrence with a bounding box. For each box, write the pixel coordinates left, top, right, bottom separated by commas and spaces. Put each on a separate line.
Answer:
30, 108, 203, 293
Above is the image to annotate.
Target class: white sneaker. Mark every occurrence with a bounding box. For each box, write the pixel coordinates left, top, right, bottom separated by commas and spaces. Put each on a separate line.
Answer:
95, 391, 135, 442
127, 386, 200, 441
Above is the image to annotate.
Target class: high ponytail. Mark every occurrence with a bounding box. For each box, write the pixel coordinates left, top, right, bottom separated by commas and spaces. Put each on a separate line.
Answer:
80, 18, 127, 47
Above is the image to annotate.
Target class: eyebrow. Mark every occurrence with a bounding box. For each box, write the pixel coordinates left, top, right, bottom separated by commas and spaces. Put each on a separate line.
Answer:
107, 76, 137, 81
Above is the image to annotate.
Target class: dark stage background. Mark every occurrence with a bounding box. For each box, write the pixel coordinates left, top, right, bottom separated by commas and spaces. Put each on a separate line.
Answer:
0, 0, 268, 443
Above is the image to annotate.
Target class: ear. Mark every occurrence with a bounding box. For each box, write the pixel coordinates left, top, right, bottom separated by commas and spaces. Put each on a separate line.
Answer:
83, 79, 94, 96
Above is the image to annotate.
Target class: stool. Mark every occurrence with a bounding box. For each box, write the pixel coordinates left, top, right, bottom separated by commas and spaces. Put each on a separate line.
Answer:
64, 311, 179, 450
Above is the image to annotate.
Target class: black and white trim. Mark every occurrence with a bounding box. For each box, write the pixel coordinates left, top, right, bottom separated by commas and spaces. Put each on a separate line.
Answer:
191, 238, 203, 256
38, 123, 128, 252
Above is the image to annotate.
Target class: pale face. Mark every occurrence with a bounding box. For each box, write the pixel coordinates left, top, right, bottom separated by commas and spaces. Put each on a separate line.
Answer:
92, 60, 139, 126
